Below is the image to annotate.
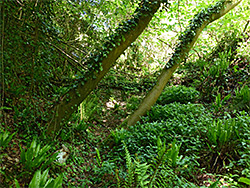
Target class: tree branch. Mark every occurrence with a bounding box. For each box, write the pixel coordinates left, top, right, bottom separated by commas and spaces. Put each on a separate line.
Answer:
47, 0, 164, 136
125, 0, 242, 127
48, 41, 86, 71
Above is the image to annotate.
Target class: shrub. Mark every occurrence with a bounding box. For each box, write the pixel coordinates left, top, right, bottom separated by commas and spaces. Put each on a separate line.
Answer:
207, 118, 240, 148
116, 139, 193, 188
201, 113, 250, 173
157, 85, 200, 105
112, 103, 213, 161
126, 95, 142, 111
233, 85, 250, 112
20, 139, 57, 171
147, 102, 211, 124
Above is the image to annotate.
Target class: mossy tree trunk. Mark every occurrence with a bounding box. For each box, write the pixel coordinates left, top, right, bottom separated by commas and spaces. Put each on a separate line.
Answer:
126, 0, 242, 127
47, 0, 164, 135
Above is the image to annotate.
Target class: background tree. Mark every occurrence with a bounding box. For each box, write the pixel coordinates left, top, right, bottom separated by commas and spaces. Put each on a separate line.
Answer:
1, 0, 249, 187
126, 0, 243, 126
46, 0, 167, 135
0, 0, 167, 135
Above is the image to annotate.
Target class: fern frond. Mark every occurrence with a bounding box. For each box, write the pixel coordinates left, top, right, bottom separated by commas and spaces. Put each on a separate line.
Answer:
123, 141, 135, 187
115, 169, 120, 188
149, 139, 181, 187
149, 138, 169, 187
135, 160, 150, 188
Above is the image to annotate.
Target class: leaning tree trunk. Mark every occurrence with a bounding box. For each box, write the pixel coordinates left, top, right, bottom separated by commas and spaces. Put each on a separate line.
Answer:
126, 0, 242, 127
47, 0, 164, 136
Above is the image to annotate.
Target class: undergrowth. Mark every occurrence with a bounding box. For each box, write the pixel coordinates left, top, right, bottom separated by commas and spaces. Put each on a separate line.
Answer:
1, 29, 250, 187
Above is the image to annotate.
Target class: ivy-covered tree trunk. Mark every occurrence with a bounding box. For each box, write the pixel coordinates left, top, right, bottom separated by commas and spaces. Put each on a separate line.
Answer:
126, 0, 242, 127
47, 0, 164, 135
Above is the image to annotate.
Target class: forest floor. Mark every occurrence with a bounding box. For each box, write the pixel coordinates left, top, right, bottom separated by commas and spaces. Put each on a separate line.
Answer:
1, 53, 250, 187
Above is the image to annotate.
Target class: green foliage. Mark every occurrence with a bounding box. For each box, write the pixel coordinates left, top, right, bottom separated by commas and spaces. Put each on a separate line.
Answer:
166, 139, 181, 168
202, 49, 232, 80
95, 147, 102, 167
28, 168, 63, 188
110, 102, 213, 186
134, 161, 151, 188
236, 112, 250, 171
113, 103, 213, 158
1, 0, 74, 132
111, 102, 249, 186
1, 0, 249, 187
157, 85, 200, 105
202, 113, 250, 174
147, 102, 212, 125
237, 31, 250, 58
79, 94, 99, 123
206, 50, 232, 78
122, 142, 150, 188
149, 138, 181, 187
213, 93, 231, 113
126, 96, 142, 111
124, 142, 133, 187
20, 139, 57, 171
238, 177, 250, 185
0, 130, 15, 149
207, 118, 239, 148
208, 180, 220, 188
112, 128, 129, 145
118, 139, 188, 188
74, 120, 89, 133
233, 85, 250, 112
2, 0, 134, 132
180, 28, 249, 104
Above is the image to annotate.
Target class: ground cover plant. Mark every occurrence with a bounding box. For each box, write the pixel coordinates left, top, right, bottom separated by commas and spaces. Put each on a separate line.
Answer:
1, 0, 250, 187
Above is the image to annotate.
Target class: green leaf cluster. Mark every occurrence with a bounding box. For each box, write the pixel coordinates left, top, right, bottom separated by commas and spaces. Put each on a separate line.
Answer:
29, 169, 63, 188
207, 118, 240, 147
20, 139, 57, 171
15, 169, 63, 188
233, 85, 250, 112
119, 139, 189, 188
0, 130, 15, 149
157, 85, 200, 105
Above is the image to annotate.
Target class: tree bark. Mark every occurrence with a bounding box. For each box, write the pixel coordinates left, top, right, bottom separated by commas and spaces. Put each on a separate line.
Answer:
126, 0, 242, 127
47, 0, 163, 135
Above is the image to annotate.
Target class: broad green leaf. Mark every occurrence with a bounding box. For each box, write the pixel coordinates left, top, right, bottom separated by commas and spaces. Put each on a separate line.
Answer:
29, 170, 41, 188
239, 177, 250, 185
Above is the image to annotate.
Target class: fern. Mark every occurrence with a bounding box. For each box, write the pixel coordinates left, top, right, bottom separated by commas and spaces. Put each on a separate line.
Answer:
234, 85, 250, 112
115, 169, 121, 188
120, 139, 182, 188
123, 141, 135, 187
149, 139, 181, 188
0, 130, 16, 149
134, 160, 150, 188
122, 141, 150, 188
149, 138, 168, 187
167, 139, 181, 168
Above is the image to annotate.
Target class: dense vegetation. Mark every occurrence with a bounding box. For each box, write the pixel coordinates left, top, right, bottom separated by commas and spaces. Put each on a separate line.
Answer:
0, 0, 249, 187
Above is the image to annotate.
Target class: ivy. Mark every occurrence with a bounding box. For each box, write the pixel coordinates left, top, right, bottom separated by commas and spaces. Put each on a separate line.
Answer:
165, 0, 230, 70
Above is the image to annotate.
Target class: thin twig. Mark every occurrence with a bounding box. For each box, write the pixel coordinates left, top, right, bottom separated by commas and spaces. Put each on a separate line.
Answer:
48, 41, 86, 71
156, 37, 174, 51
59, 40, 87, 54
243, 20, 250, 33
